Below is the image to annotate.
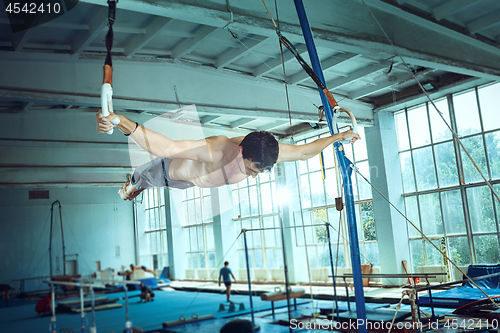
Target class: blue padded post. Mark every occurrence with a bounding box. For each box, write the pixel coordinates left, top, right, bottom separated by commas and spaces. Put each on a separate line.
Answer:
292, 1, 367, 331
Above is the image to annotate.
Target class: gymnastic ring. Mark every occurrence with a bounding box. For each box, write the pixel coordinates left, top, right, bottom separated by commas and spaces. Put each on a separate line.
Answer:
191, 313, 198, 319
179, 315, 186, 321
274, 287, 281, 292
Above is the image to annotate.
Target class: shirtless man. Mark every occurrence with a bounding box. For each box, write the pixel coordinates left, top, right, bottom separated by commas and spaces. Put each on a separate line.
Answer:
96, 110, 360, 200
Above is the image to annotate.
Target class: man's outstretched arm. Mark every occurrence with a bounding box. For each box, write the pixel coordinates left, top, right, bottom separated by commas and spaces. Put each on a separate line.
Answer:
277, 129, 360, 163
96, 111, 226, 163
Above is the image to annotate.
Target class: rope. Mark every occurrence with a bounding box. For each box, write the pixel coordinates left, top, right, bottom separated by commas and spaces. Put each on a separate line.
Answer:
353, 166, 500, 310
387, 292, 406, 333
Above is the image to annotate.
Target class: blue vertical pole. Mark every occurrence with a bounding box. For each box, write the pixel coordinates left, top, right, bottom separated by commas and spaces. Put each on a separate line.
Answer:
292, 1, 367, 331
326, 224, 340, 322
243, 230, 256, 331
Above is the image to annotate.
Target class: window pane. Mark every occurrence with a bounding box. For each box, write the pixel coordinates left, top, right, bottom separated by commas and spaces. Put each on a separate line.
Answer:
203, 195, 212, 222
239, 188, 250, 217
208, 252, 216, 269
441, 190, 466, 234
324, 168, 338, 205
323, 145, 335, 168
419, 193, 443, 236
266, 249, 275, 268
206, 224, 214, 251
249, 185, 259, 216
353, 127, 368, 161
395, 111, 410, 151
454, 90, 481, 136
405, 196, 421, 238
232, 190, 240, 217
429, 98, 452, 143
400, 151, 415, 192
461, 135, 488, 184
261, 183, 273, 214
356, 161, 371, 200
197, 225, 204, 251
413, 147, 437, 190
408, 104, 431, 148
308, 153, 321, 172
485, 131, 500, 180
478, 83, 500, 132
425, 239, 443, 266
447, 237, 470, 266
434, 141, 458, 187
361, 202, 376, 241
300, 174, 311, 208
364, 242, 380, 266
495, 184, 500, 227
310, 172, 326, 207
410, 240, 425, 271
467, 186, 496, 233
254, 249, 263, 268
474, 234, 500, 264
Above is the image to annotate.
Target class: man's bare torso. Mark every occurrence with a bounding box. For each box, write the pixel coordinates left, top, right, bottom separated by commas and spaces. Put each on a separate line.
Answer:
167, 136, 249, 188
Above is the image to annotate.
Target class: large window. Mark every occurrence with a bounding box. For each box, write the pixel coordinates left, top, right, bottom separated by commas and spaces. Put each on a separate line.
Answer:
182, 188, 216, 269
232, 172, 282, 270
295, 127, 379, 269
143, 188, 168, 270
396, 83, 500, 273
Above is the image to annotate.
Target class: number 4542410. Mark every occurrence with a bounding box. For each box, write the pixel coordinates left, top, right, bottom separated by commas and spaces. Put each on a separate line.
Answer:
5, 2, 61, 14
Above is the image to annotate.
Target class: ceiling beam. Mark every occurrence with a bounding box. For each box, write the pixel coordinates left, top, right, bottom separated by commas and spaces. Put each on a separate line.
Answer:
229, 117, 255, 128
327, 60, 393, 90
467, 11, 500, 34
253, 48, 302, 78
215, 35, 268, 69
124, 17, 176, 57
71, 7, 108, 56
432, 0, 482, 21
199, 115, 220, 123
171, 25, 218, 60
257, 120, 288, 132
288, 53, 358, 85
349, 67, 436, 100
11, 29, 34, 52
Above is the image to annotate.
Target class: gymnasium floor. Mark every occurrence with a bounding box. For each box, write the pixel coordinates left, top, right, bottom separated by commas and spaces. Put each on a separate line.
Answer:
0, 282, 457, 333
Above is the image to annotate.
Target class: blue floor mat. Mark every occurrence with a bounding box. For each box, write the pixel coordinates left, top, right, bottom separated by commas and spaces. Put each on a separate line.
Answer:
418, 286, 500, 307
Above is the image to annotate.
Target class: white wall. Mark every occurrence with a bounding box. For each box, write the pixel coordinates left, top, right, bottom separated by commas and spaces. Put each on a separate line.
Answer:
0, 187, 135, 292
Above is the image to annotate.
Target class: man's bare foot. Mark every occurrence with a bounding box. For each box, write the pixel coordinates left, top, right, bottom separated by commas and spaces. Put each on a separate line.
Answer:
118, 180, 145, 201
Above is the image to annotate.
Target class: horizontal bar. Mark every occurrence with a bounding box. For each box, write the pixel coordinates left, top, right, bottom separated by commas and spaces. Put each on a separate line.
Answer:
12, 275, 50, 281
341, 274, 445, 278
76, 278, 141, 285
44, 280, 105, 288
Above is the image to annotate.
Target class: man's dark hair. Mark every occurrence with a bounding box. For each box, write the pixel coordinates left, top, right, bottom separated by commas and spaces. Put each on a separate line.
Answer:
224, 261, 229, 266
240, 131, 279, 171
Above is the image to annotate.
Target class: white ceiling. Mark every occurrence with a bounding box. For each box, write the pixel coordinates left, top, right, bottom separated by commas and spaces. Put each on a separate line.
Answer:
1, 0, 499, 187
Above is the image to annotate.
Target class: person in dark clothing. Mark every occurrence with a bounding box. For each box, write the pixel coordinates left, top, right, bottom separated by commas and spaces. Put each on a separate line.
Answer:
139, 282, 154, 303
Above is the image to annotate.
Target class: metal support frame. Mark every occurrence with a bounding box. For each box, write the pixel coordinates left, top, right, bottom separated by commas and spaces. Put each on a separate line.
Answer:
242, 230, 256, 331
292, 1, 367, 331
49, 200, 66, 279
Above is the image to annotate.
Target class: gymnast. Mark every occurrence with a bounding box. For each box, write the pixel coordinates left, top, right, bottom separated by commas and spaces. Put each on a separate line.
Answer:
97, 0, 359, 200
96, 109, 359, 200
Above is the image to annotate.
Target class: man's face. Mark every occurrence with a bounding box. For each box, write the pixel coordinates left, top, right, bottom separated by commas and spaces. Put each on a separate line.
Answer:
242, 159, 265, 178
